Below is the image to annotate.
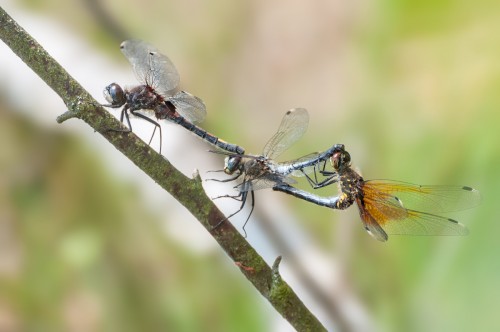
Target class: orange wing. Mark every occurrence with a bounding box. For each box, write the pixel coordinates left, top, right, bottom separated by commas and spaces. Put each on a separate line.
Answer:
364, 180, 481, 213
356, 181, 473, 242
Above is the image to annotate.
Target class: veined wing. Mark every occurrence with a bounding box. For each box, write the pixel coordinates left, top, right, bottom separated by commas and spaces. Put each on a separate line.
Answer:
357, 187, 469, 242
276, 152, 328, 177
236, 173, 296, 193
363, 180, 481, 214
120, 40, 180, 96
170, 91, 206, 124
262, 108, 309, 160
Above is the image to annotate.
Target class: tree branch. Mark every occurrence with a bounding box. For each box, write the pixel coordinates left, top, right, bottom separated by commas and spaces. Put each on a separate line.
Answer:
0, 6, 327, 331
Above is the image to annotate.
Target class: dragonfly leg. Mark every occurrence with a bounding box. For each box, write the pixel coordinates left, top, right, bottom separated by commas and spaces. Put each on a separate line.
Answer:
100, 105, 132, 133
128, 110, 163, 154
301, 168, 321, 188
312, 175, 338, 189
212, 193, 243, 201
241, 190, 255, 238
102, 105, 163, 153
312, 160, 340, 188
300, 167, 338, 189
303, 167, 340, 189
206, 172, 242, 183
211, 191, 249, 230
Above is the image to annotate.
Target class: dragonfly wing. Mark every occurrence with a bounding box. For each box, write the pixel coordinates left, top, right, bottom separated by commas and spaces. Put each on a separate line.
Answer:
262, 108, 309, 160
120, 40, 180, 95
364, 180, 481, 213
355, 197, 388, 242
169, 91, 206, 124
236, 174, 296, 193
360, 182, 469, 240
381, 209, 469, 237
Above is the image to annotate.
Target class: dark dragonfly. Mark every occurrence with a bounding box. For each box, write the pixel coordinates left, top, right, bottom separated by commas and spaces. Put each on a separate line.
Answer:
102, 39, 244, 155
274, 145, 481, 241
210, 107, 344, 230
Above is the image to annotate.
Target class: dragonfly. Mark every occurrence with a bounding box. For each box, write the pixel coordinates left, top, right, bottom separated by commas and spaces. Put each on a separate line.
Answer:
102, 39, 244, 155
209, 107, 345, 230
273, 145, 481, 241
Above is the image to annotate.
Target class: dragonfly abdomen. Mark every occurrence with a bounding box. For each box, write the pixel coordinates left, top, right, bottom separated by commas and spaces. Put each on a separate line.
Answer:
273, 184, 341, 208
172, 116, 245, 154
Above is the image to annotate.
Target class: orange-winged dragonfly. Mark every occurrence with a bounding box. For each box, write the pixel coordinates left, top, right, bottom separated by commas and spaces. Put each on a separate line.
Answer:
274, 145, 481, 241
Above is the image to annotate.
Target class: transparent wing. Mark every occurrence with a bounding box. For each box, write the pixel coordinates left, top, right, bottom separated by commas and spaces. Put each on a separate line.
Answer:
262, 108, 309, 160
120, 39, 180, 96
169, 91, 206, 124
364, 180, 481, 213
358, 184, 468, 241
278, 152, 328, 177
382, 210, 469, 237
236, 174, 296, 193
357, 181, 471, 241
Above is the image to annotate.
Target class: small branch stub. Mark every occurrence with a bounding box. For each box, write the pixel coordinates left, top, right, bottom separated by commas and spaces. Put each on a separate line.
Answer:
270, 256, 284, 296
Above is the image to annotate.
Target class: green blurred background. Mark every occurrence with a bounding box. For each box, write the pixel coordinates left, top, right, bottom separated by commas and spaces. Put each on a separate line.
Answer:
0, 0, 498, 331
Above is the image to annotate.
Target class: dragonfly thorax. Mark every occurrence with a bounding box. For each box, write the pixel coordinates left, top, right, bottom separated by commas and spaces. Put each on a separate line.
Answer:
126, 85, 163, 111
244, 158, 269, 178
339, 169, 363, 199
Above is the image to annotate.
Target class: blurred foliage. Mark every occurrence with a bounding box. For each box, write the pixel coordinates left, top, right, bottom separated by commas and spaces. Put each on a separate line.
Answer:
3, 0, 500, 331
0, 107, 266, 331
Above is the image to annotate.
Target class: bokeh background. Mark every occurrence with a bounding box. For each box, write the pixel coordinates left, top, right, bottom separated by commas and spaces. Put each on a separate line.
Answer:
0, 0, 498, 331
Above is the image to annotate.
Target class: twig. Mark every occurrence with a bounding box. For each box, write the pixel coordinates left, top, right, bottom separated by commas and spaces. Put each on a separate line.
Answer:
0, 6, 327, 331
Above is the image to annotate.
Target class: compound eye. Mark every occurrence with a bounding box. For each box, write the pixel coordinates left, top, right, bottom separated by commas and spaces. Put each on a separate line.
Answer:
342, 151, 351, 165
224, 156, 241, 174
103, 83, 125, 106
331, 152, 341, 170
331, 150, 351, 170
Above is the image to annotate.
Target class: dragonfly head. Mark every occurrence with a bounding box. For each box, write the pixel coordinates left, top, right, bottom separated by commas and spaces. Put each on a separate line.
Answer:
103, 83, 126, 107
224, 156, 242, 175
331, 148, 351, 171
